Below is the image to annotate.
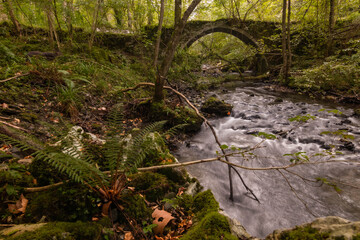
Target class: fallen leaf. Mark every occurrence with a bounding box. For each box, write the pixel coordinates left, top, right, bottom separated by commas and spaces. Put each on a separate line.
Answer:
152, 209, 175, 235
124, 231, 134, 240
8, 194, 28, 214
1, 103, 9, 109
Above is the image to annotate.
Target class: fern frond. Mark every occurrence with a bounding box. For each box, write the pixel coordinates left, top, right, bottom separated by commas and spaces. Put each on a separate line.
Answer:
162, 123, 188, 138
0, 133, 42, 152
33, 149, 109, 187
107, 104, 124, 135
124, 121, 167, 174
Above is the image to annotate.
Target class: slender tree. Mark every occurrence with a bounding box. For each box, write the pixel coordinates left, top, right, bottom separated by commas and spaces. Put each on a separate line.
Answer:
89, 0, 103, 50
327, 0, 337, 55
153, 0, 165, 67
281, 0, 291, 83
45, 0, 60, 50
2, 0, 21, 36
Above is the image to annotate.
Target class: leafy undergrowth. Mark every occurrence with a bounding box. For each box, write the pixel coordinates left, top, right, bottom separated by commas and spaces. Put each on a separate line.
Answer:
290, 40, 360, 100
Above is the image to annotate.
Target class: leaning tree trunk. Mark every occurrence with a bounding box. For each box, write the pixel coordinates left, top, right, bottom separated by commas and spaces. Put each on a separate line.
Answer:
2, 0, 21, 37
64, 0, 74, 46
175, 0, 182, 26
147, 0, 153, 25
153, 0, 201, 102
153, 0, 165, 68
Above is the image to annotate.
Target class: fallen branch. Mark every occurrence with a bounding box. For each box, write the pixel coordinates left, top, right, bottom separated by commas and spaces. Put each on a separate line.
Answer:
0, 120, 29, 132
24, 181, 65, 193
0, 73, 30, 83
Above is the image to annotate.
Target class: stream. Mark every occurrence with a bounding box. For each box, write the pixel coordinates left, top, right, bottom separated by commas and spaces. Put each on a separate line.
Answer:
175, 80, 360, 238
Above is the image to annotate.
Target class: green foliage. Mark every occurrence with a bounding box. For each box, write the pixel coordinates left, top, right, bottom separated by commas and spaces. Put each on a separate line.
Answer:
180, 212, 237, 240
279, 225, 330, 240
320, 130, 355, 140
288, 114, 316, 123
290, 43, 360, 95
316, 177, 342, 193
253, 132, 277, 140
283, 152, 309, 163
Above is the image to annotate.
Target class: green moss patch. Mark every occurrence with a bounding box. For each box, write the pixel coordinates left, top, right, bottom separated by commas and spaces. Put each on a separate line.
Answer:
279, 226, 330, 240
1, 221, 102, 240
193, 190, 219, 219
180, 212, 237, 240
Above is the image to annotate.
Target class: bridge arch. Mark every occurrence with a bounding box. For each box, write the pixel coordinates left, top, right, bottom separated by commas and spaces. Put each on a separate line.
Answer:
180, 26, 260, 49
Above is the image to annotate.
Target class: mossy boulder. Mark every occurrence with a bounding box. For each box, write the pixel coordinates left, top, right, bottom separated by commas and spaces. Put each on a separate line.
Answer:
136, 100, 203, 133
0, 221, 102, 240
354, 109, 360, 118
25, 183, 99, 222
180, 212, 237, 240
266, 216, 360, 240
121, 193, 151, 221
193, 190, 219, 219
201, 97, 233, 117
129, 172, 175, 202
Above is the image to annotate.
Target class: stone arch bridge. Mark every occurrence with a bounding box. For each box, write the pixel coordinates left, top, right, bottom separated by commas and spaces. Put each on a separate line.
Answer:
153, 19, 280, 74
177, 19, 278, 50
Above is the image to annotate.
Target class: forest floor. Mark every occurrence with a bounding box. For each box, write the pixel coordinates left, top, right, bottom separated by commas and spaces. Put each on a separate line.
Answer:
0, 27, 360, 240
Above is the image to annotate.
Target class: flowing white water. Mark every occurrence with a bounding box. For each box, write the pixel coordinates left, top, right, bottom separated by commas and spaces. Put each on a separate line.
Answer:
175, 81, 360, 238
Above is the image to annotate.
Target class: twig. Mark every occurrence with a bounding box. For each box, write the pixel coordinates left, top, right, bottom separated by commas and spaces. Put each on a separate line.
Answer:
24, 181, 65, 193
0, 73, 30, 83
277, 169, 317, 217
0, 224, 16, 227
0, 121, 29, 132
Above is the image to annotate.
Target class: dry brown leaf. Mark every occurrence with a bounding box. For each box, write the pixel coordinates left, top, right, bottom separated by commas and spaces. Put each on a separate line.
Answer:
124, 231, 134, 240
8, 194, 28, 214
152, 209, 175, 235
1, 103, 9, 109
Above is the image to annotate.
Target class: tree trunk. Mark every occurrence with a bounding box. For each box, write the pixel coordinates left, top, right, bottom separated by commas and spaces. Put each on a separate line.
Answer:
153, 0, 201, 102
64, 0, 74, 45
53, 0, 62, 32
153, 0, 165, 68
2, 0, 21, 37
327, 0, 337, 55
286, 0, 291, 78
127, 1, 133, 29
175, 0, 182, 26
89, 0, 103, 50
147, 0, 153, 25
46, 1, 60, 50
281, 0, 288, 82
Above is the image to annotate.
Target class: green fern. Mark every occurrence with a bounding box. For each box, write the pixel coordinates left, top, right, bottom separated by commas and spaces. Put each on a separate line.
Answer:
162, 123, 188, 139
124, 120, 167, 174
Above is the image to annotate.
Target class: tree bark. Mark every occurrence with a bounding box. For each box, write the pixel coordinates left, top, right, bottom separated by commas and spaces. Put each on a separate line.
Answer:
281, 0, 288, 82
64, 0, 74, 45
175, 0, 182, 26
2, 0, 21, 37
53, 0, 62, 32
89, 0, 103, 50
147, 0, 153, 25
153, 0, 201, 102
327, 0, 337, 55
286, 0, 291, 78
46, 1, 60, 50
153, 0, 165, 68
